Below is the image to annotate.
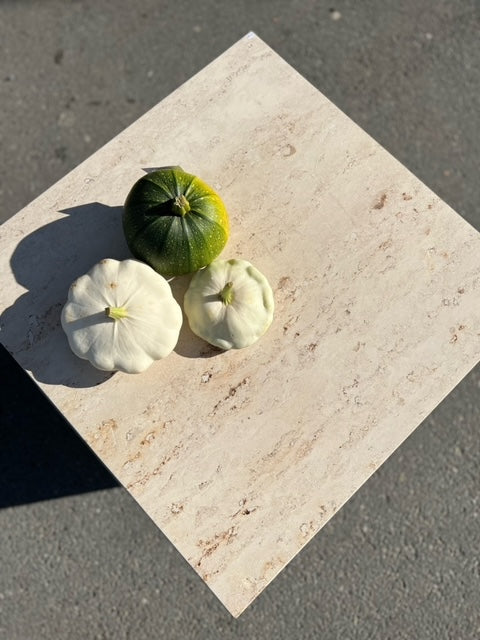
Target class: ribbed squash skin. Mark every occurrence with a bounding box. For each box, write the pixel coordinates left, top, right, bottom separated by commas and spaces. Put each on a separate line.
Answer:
123, 168, 230, 277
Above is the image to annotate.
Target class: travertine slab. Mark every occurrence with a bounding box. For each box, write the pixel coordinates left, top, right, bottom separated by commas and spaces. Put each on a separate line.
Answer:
1, 33, 479, 617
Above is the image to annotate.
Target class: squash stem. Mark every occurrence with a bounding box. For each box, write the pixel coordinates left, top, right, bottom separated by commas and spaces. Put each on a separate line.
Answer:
105, 306, 128, 320
172, 194, 191, 216
220, 281, 234, 305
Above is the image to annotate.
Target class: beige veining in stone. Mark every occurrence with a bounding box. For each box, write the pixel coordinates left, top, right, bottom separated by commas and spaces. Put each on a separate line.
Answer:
1, 33, 479, 617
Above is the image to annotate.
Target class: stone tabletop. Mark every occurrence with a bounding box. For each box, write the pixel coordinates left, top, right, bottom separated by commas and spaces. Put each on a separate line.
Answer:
1, 33, 479, 617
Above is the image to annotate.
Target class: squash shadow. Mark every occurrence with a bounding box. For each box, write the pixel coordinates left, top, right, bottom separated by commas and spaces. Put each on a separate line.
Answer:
141, 165, 183, 174
1, 202, 131, 388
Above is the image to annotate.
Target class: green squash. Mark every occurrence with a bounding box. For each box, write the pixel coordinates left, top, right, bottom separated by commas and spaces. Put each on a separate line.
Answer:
123, 167, 230, 277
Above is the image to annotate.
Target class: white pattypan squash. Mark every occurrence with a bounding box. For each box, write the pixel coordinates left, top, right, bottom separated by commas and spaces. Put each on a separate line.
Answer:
184, 258, 274, 350
61, 258, 182, 373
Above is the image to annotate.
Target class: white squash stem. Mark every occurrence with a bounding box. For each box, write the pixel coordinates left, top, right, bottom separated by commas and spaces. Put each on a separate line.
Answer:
220, 281, 234, 305
105, 306, 128, 320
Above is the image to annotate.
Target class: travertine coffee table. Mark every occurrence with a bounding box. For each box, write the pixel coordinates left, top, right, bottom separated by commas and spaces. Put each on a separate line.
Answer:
1, 33, 479, 617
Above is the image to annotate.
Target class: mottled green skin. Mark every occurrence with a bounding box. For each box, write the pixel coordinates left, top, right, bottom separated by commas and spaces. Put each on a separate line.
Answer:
123, 168, 230, 277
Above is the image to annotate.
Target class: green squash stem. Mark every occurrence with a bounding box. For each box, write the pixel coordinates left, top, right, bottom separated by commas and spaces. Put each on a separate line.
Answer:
171, 194, 191, 216
105, 306, 128, 320
220, 282, 234, 305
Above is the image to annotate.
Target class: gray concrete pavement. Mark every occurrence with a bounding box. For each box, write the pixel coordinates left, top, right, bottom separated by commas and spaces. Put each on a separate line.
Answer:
1, 1, 479, 638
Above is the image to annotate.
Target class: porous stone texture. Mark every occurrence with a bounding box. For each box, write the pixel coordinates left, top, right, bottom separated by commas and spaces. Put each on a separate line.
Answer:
1, 34, 479, 617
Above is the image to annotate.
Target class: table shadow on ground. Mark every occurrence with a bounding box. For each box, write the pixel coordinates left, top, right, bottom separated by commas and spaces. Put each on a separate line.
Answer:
0, 344, 119, 508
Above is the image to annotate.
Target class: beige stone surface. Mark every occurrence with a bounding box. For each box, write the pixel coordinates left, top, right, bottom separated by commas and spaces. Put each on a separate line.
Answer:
1, 33, 479, 617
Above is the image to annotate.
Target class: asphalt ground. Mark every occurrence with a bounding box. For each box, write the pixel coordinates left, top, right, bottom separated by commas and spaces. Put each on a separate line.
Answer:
1, 1, 479, 638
